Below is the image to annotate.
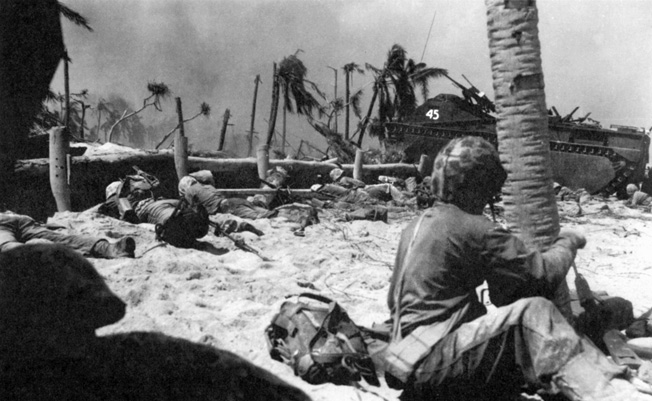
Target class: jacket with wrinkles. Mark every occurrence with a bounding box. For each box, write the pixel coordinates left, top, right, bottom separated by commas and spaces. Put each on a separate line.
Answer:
387, 202, 578, 337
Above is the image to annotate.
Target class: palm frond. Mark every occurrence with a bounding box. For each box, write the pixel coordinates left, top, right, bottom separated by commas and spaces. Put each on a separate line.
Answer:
410, 67, 448, 100
200, 102, 211, 116
58, 2, 93, 31
305, 79, 326, 100
342, 62, 364, 75
277, 54, 321, 116
350, 89, 364, 119
147, 81, 170, 98
44, 90, 61, 103
365, 63, 383, 76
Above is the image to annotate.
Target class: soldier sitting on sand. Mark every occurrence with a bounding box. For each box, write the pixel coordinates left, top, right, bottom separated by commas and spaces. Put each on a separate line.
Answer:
384, 136, 651, 401
0, 211, 135, 259
625, 183, 652, 207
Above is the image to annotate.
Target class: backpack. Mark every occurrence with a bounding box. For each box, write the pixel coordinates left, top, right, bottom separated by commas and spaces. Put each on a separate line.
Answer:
264, 293, 379, 387
155, 199, 209, 248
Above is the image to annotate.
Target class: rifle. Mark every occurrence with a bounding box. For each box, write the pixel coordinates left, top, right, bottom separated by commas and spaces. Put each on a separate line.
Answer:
132, 165, 160, 189
442, 73, 496, 114
209, 221, 272, 262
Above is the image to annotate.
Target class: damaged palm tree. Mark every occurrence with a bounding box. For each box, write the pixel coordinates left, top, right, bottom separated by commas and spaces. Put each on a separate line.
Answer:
485, 0, 571, 319
342, 62, 365, 140
154, 102, 211, 149
107, 81, 170, 144
306, 118, 357, 163
265, 52, 323, 148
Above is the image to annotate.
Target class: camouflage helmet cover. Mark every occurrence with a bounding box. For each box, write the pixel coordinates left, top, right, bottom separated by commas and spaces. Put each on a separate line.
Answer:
178, 175, 199, 197
431, 136, 506, 205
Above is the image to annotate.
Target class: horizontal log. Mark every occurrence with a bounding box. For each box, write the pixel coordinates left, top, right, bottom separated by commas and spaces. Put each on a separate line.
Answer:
214, 188, 332, 200
11, 151, 425, 220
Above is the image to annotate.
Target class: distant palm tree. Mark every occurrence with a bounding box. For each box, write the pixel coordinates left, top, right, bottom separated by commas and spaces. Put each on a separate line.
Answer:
107, 81, 170, 143
265, 52, 323, 147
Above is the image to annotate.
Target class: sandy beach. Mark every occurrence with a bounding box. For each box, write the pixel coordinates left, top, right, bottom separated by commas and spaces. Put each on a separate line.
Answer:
40, 194, 652, 401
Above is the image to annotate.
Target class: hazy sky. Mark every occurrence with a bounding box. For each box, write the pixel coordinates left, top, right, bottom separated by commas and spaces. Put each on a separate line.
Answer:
52, 0, 652, 155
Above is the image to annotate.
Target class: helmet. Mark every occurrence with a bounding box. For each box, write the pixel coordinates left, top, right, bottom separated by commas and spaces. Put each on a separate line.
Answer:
329, 168, 344, 182
431, 136, 506, 211
178, 175, 198, 197
105, 181, 122, 200
189, 170, 215, 187
626, 183, 638, 195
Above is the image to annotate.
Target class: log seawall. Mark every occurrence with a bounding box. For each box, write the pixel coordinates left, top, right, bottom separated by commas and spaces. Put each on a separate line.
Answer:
10, 154, 421, 221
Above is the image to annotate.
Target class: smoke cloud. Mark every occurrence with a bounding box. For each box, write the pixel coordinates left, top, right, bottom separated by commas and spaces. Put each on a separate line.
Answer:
52, 0, 652, 155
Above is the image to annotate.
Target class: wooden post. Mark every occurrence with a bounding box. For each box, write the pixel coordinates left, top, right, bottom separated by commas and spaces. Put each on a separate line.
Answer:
174, 97, 189, 180
248, 75, 261, 157
417, 154, 432, 177
256, 144, 270, 182
353, 149, 364, 181
218, 108, 230, 151
49, 127, 71, 211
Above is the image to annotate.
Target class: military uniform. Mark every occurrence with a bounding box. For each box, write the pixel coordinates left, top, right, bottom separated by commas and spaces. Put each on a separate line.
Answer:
385, 136, 650, 401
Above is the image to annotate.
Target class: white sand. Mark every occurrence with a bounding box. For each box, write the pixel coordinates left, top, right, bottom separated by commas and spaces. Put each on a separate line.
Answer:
47, 196, 652, 401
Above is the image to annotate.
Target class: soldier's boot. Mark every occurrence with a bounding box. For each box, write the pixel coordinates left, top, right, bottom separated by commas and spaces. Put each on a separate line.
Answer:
91, 237, 136, 259
553, 341, 652, 401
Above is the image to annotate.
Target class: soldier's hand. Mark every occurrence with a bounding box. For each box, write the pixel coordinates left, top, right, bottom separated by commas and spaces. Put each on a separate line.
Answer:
559, 228, 587, 250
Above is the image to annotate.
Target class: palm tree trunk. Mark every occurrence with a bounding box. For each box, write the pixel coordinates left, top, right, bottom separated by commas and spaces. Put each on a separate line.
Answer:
345, 69, 350, 140
173, 97, 188, 180
357, 82, 379, 147
218, 109, 230, 151
96, 108, 102, 141
80, 102, 88, 139
248, 75, 261, 157
265, 63, 279, 147
282, 103, 287, 155
63, 49, 70, 133
486, 0, 571, 318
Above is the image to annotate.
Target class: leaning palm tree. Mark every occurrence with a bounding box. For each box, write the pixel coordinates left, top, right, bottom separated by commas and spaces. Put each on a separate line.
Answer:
485, 0, 571, 318
107, 81, 170, 143
265, 52, 322, 147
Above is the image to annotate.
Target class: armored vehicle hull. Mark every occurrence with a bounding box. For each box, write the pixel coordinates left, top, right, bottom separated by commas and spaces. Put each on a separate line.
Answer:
384, 93, 649, 196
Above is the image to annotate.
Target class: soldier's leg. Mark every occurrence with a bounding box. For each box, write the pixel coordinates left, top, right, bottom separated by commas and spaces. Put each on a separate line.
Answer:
405, 297, 637, 401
